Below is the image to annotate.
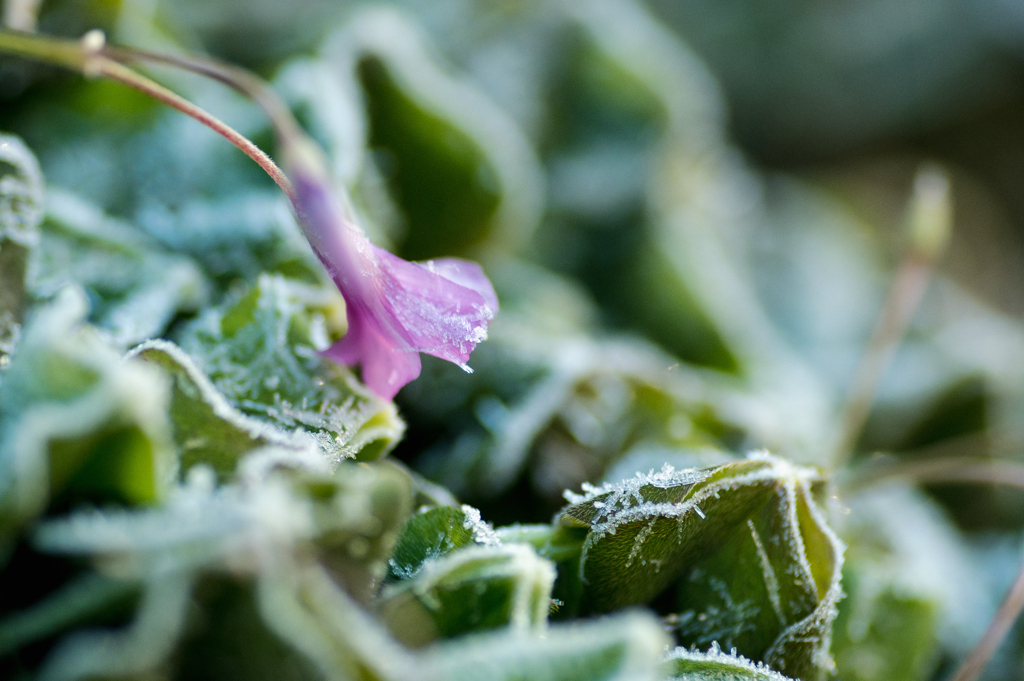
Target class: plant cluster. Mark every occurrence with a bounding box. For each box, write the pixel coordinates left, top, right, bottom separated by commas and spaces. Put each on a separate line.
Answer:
1, 2, 1023, 681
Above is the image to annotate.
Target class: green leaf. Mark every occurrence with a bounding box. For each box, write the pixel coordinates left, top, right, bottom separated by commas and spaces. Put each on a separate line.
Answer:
129, 339, 323, 481
377, 543, 554, 646
421, 610, 671, 681
31, 190, 209, 348
179, 274, 405, 464
492, 523, 588, 619
35, 571, 193, 681
30, 459, 413, 680
0, 287, 176, 537
831, 484, 990, 681
558, 453, 844, 680
301, 460, 413, 604
831, 567, 936, 681
171, 576, 323, 681
385, 505, 488, 584
667, 643, 798, 680
34, 459, 410, 587
321, 8, 543, 259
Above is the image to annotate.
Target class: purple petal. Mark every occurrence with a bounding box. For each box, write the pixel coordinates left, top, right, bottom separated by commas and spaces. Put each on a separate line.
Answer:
374, 248, 497, 367
286, 140, 497, 400
321, 301, 422, 400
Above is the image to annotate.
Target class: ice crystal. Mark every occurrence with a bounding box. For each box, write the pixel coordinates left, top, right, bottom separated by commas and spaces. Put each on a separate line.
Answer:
667, 642, 798, 680
460, 504, 502, 547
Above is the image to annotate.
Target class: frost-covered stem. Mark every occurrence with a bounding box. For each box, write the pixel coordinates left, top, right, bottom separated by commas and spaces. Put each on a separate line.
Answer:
832, 167, 951, 471
0, 29, 294, 204
843, 455, 1024, 681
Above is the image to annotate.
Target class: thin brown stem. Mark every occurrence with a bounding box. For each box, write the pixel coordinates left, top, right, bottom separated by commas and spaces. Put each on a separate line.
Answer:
0, 29, 294, 203
843, 456, 1024, 494
96, 60, 295, 204
100, 45, 304, 145
832, 167, 951, 471
952, 562, 1024, 681
833, 253, 933, 469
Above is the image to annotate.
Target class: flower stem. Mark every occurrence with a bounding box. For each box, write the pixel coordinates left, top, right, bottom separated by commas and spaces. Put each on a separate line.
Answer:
100, 44, 305, 146
831, 166, 952, 471
0, 29, 294, 203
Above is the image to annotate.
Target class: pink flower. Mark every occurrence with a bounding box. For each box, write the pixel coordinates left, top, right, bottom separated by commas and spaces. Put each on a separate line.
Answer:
285, 141, 497, 400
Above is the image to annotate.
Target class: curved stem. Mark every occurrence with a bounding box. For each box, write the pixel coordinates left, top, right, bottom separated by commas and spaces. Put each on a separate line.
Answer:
845, 455, 1024, 681
952, 561, 1024, 681
843, 456, 1024, 494
0, 29, 294, 203
97, 59, 295, 204
831, 166, 951, 472
832, 252, 934, 469
100, 45, 305, 145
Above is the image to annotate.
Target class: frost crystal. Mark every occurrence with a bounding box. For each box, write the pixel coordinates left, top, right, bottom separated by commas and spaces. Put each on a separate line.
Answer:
563, 462, 710, 506
460, 504, 502, 546
667, 642, 797, 680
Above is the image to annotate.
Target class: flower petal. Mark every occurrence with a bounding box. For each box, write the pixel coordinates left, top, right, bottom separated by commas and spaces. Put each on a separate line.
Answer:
374, 248, 497, 367
321, 301, 422, 400
286, 139, 497, 399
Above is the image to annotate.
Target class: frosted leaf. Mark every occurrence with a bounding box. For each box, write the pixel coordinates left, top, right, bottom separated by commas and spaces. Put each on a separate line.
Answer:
460, 504, 501, 547
0, 572, 137, 657
32, 474, 310, 575
421, 610, 670, 681
377, 544, 554, 646
0, 134, 42, 359
557, 453, 844, 680
0, 287, 176, 534
258, 563, 418, 680
36, 573, 193, 681
667, 644, 798, 680
180, 274, 404, 465
563, 462, 711, 507
33, 457, 411, 597
385, 504, 502, 584
0, 134, 43, 247
129, 339, 324, 480
31, 190, 209, 348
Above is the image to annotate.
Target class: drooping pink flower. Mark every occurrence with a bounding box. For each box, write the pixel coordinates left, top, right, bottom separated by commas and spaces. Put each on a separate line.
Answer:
285, 140, 497, 400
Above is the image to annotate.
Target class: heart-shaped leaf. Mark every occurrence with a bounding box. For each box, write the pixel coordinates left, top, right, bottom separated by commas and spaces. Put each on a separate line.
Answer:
377, 543, 554, 646
179, 274, 405, 464
558, 453, 844, 679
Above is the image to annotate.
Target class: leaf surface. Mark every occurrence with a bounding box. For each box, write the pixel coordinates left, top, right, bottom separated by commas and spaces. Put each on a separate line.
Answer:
558, 453, 844, 679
